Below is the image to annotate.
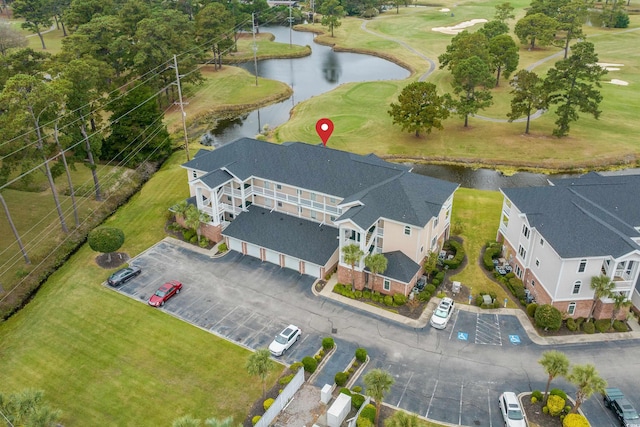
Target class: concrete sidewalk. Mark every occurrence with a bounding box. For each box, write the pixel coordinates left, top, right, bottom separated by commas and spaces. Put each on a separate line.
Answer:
313, 277, 640, 346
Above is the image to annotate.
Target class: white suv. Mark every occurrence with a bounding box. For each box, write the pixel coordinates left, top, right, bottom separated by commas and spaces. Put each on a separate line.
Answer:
498, 392, 527, 427
268, 325, 301, 356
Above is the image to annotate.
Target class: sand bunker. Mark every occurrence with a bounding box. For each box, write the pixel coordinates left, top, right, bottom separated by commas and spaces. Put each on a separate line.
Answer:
432, 19, 488, 35
439, 8, 450, 12
609, 79, 629, 86
597, 62, 625, 71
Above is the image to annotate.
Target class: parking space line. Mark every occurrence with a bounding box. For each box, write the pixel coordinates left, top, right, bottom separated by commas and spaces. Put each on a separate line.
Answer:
396, 371, 413, 407
475, 313, 502, 345
212, 306, 238, 328
448, 310, 459, 341
459, 384, 464, 426
487, 388, 493, 427
425, 379, 438, 418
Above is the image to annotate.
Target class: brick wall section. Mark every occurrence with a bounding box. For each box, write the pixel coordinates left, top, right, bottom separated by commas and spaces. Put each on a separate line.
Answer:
200, 223, 222, 243
337, 266, 419, 297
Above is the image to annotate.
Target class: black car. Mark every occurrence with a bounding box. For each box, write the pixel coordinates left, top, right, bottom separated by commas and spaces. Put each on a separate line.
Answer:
107, 266, 142, 286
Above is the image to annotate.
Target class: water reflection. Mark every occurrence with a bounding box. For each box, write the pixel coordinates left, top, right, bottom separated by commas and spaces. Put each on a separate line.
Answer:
322, 51, 342, 83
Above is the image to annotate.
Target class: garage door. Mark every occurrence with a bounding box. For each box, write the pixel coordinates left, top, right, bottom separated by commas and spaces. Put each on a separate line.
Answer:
284, 255, 299, 271
228, 238, 242, 252
265, 249, 280, 265
304, 263, 321, 278
246, 243, 261, 258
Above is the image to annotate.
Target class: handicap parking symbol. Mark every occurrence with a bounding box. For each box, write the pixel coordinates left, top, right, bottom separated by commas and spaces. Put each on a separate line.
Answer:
509, 335, 521, 344
457, 332, 468, 341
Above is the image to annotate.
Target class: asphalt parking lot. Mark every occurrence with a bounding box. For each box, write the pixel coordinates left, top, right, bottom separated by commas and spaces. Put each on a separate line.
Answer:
108, 239, 637, 427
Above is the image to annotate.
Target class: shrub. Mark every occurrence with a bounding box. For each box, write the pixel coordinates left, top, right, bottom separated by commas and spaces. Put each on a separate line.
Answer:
359, 404, 376, 424
527, 303, 538, 318
543, 406, 549, 414
393, 293, 407, 305
363, 290, 372, 299
563, 413, 590, 427
575, 317, 585, 328
88, 227, 125, 256
318, 349, 325, 357
189, 235, 199, 244
183, 229, 196, 241
435, 271, 445, 282
532, 390, 543, 401
252, 415, 261, 425
547, 394, 565, 416
356, 417, 373, 427
263, 398, 275, 410
437, 291, 446, 298
355, 290, 363, 298
550, 389, 568, 400
431, 279, 440, 287
582, 321, 595, 334
535, 304, 563, 331
279, 374, 294, 385
335, 371, 348, 386
594, 319, 610, 333
348, 367, 354, 374
383, 295, 394, 306
443, 239, 464, 269
302, 356, 318, 373
198, 237, 210, 248
476, 295, 485, 306
355, 347, 367, 362
372, 294, 380, 303
425, 284, 436, 294
290, 362, 303, 371
613, 320, 628, 332
352, 386, 362, 393
322, 337, 335, 350
340, 388, 351, 396
531, 396, 538, 404
418, 291, 431, 302
493, 301, 501, 309
352, 393, 365, 409
315, 354, 322, 362
334, 284, 346, 294
483, 244, 501, 271
566, 317, 578, 331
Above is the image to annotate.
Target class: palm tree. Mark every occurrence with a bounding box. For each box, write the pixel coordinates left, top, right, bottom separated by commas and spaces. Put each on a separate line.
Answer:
538, 350, 569, 403
610, 293, 632, 328
364, 253, 388, 291
172, 415, 202, 427
384, 410, 419, 427
342, 243, 364, 290
205, 416, 239, 427
589, 275, 615, 321
363, 368, 395, 427
566, 364, 607, 414
184, 204, 210, 241
246, 348, 274, 399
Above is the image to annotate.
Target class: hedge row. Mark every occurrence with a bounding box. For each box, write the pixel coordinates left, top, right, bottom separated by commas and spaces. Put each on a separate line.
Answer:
333, 284, 408, 306
442, 239, 465, 270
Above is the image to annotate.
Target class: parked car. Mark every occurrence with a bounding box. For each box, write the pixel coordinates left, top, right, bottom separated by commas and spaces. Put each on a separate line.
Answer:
604, 387, 640, 427
148, 280, 183, 307
268, 324, 301, 356
107, 266, 141, 286
429, 297, 455, 329
498, 392, 527, 427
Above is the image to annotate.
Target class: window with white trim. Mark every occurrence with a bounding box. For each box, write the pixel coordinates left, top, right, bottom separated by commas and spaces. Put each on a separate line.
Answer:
383, 278, 391, 291
330, 216, 336, 221
264, 198, 273, 208
404, 226, 411, 236
431, 237, 436, 248
540, 238, 544, 246
276, 184, 282, 190
572, 280, 581, 294
515, 265, 522, 278
277, 201, 283, 207
264, 181, 271, 189
192, 170, 197, 178
434, 217, 439, 228
518, 245, 526, 260
310, 211, 317, 220
522, 224, 530, 238
535, 259, 540, 267
567, 302, 576, 315
578, 259, 587, 273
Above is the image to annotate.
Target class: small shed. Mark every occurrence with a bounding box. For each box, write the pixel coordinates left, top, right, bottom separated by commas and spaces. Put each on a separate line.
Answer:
327, 393, 351, 427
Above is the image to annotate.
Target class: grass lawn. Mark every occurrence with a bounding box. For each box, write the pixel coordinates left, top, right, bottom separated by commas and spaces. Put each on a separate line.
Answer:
0, 151, 284, 425
448, 187, 516, 307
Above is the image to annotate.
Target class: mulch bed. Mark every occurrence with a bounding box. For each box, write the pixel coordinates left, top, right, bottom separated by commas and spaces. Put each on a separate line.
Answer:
95, 252, 129, 269
522, 397, 571, 427
165, 220, 216, 250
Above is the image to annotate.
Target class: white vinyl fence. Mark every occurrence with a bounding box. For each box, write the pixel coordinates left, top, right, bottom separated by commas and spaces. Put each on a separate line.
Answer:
255, 367, 305, 427
347, 396, 372, 427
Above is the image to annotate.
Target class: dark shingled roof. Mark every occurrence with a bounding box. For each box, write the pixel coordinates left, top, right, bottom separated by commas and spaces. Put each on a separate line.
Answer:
222, 206, 339, 266
183, 138, 458, 229
502, 173, 640, 258
366, 250, 421, 284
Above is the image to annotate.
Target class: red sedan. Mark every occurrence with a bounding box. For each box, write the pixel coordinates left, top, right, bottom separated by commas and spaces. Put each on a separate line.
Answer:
148, 280, 183, 307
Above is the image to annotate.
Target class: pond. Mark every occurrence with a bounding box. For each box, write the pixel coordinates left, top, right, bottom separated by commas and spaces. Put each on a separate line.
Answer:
201, 25, 410, 146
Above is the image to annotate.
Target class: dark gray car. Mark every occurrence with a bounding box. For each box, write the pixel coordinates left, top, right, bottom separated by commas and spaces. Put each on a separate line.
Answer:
107, 266, 142, 286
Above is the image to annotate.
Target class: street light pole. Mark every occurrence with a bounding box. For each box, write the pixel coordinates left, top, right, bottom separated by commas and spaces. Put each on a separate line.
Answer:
252, 12, 258, 86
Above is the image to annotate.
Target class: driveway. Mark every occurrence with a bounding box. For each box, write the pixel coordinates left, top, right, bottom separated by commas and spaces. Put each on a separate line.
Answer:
112, 239, 638, 427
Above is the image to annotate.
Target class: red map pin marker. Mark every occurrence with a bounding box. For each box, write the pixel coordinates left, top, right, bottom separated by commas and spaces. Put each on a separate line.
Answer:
315, 118, 334, 146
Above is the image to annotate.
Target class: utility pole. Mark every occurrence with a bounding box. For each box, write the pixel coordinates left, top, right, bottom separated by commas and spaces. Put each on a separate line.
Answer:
289, 3, 292, 47
252, 13, 258, 86
173, 54, 190, 161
